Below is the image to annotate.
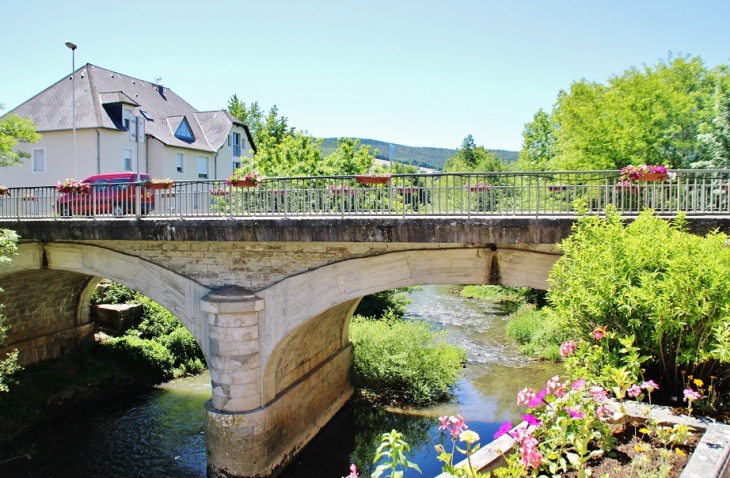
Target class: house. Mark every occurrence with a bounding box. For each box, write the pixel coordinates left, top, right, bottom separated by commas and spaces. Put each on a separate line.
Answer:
2, 63, 256, 187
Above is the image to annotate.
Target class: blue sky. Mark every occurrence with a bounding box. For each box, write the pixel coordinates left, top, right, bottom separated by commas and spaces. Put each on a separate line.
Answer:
1, 0, 728, 151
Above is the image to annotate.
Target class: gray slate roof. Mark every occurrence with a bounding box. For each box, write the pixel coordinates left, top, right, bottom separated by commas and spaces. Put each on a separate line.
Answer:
6, 63, 255, 153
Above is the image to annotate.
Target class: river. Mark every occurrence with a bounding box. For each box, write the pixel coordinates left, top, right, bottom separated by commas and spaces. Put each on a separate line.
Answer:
0, 285, 561, 477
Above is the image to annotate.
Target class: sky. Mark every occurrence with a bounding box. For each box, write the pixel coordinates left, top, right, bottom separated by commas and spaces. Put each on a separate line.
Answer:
1, 0, 729, 152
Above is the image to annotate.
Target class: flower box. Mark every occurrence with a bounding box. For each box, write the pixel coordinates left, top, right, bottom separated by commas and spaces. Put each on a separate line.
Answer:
547, 185, 569, 193
355, 175, 391, 185
0, 188, 9, 196
209, 188, 228, 197
397, 187, 419, 194
145, 182, 173, 190
230, 180, 256, 188
636, 172, 668, 182
22, 195, 36, 201
57, 179, 90, 195
468, 183, 492, 192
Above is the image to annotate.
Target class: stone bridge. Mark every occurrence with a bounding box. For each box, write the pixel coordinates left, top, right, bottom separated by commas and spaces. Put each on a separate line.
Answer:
0, 215, 727, 477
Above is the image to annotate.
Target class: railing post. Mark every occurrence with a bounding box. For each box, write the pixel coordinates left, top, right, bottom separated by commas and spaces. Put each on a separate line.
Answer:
535, 176, 540, 219
284, 180, 288, 218
135, 184, 142, 219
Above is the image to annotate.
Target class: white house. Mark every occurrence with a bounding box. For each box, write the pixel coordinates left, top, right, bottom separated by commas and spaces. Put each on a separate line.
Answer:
2, 63, 256, 187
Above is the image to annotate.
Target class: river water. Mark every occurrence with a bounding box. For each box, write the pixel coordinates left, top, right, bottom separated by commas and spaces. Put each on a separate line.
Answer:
1, 285, 561, 477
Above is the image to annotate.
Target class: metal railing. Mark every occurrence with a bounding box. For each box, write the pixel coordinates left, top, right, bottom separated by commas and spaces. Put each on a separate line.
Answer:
1, 170, 729, 220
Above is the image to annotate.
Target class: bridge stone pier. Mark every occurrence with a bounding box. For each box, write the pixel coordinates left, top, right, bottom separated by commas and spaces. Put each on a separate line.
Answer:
0, 216, 727, 477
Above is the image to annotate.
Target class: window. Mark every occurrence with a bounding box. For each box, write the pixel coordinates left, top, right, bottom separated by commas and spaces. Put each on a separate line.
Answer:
123, 109, 132, 130
33, 149, 46, 172
197, 156, 208, 179
233, 162, 241, 172
123, 149, 133, 171
176, 153, 184, 173
174, 118, 195, 142
232, 132, 241, 157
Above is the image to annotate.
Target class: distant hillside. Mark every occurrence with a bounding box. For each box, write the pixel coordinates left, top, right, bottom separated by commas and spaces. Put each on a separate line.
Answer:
320, 138, 518, 170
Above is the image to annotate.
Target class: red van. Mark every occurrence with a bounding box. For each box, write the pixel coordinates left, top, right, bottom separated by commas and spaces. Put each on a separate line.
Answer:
56, 172, 155, 216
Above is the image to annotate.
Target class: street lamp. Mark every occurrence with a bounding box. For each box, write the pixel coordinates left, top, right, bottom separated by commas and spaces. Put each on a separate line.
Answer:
65, 41, 77, 178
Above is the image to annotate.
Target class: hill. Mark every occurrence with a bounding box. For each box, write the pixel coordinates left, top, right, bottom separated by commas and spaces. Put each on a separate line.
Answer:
319, 138, 518, 170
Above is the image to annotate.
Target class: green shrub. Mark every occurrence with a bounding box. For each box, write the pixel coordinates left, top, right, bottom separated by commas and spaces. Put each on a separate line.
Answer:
103, 335, 175, 381
549, 207, 730, 393
354, 287, 419, 319
160, 327, 206, 376
505, 304, 568, 361
90, 280, 137, 305
349, 313, 466, 406
133, 295, 181, 339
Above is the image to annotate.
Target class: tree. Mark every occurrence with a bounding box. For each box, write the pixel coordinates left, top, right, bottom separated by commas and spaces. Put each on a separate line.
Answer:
518, 56, 720, 171
0, 104, 41, 168
0, 229, 21, 392
695, 88, 730, 168
228, 95, 377, 177
443, 135, 505, 172
516, 109, 556, 171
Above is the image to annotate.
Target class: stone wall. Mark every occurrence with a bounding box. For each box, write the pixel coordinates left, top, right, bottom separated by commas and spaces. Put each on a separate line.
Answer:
0, 269, 96, 366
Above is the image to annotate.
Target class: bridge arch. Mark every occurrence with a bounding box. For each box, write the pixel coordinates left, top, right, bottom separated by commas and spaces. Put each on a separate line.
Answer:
258, 245, 559, 403
0, 241, 211, 359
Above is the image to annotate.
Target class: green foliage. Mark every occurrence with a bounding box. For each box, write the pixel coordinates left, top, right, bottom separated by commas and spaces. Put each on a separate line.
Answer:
371, 429, 421, 478
505, 305, 567, 361
354, 287, 418, 319
158, 327, 206, 376
133, 294, 182, 340
0, 104, 41, 168
349, 313, 466, 406
102, 335, 175, 381
549, 207, 730, 393
519, 55, 724, 171
0, 229, 20, 393
89, 280, 137, 305
695, 87, 730, 168
443, 135, 507, 173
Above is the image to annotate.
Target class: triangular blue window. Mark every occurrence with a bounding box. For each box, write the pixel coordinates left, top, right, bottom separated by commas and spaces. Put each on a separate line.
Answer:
175, 118, 195, 142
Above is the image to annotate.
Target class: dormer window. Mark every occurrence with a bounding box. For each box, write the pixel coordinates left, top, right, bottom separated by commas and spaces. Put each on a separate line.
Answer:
174, 117, 195, 142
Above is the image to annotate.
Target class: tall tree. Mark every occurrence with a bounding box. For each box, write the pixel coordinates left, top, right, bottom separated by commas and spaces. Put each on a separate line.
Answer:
0, 104, 41, 168
518, 56, 720, 171
695, 88, 730, 168
444, 135, 505, 172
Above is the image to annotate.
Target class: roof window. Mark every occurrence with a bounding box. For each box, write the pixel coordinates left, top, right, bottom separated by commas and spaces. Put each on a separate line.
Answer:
175, 118, 194, 142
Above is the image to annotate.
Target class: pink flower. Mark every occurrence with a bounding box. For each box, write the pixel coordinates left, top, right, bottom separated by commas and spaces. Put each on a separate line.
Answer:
571, 379, 586, 390
627, 385, 642, 398
546, 376, 566, 398
522, 414, 542, 426
596, 405, 612, 421
590, 386, 608, 402
641, 380, 659, 392
517, 388, 536, 406
564, 407, 584, 419
345, 463, 358, 478
528, 388, 547, 408
683, 388, 701, 402
494, 421, 514, 439
560, 340, 577, 358
439, 415, 468, 439
593, 326, 606, 340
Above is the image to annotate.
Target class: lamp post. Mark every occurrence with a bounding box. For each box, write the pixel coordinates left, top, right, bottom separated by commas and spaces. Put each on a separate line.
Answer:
65, 41, 77, 178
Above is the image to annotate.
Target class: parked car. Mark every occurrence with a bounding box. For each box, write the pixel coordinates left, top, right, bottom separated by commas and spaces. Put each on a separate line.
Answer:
56, 172, 155, 216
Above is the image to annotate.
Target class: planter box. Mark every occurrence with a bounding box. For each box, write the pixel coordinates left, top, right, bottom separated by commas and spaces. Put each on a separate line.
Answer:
468, 184, 492, 193
145, 182, 173, 190
356, 175, 391, 185
437, 401, 730, 478
209, 189, 228, 197
230, 180, 256, 188
0, 189, 9, 196
637, 172, 668, 182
